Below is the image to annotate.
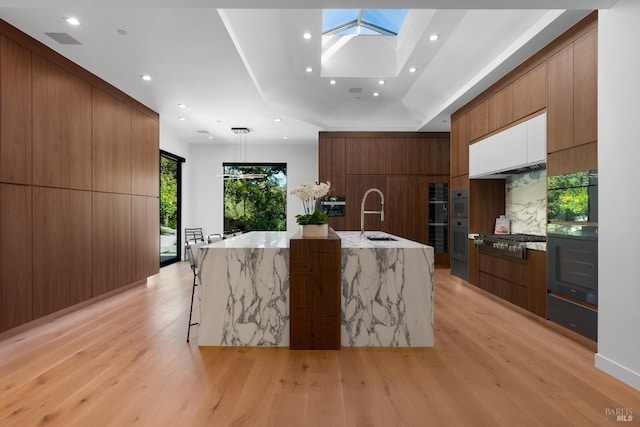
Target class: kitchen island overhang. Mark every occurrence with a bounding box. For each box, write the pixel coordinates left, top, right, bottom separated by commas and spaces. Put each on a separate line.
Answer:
197, 231, 434, 347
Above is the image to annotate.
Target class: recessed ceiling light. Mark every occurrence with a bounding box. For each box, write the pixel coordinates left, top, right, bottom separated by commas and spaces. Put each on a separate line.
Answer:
306, 67, 312, 73
177, 103, 186, 108
430, 34, 439, 41
140, 74, 151, 81
117, 29, 128, 36
409, 67, 417, 73
274, 118, 282, 122
208, 136, 214, 139
65, 17, 80, 26
330, 80, 336, 85
283, 136, 288, 140
373, 92, 380, 97
178, 117, 186, 121
378, 80, 386, 85
303, 32, 311, 40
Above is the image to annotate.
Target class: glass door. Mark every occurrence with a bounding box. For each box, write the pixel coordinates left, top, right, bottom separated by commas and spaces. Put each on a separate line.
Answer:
160, 150, 185, 267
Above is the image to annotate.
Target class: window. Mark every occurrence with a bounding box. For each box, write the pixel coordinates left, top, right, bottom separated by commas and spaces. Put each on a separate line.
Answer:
322, 9, 408, 36
223, 163, 287, 233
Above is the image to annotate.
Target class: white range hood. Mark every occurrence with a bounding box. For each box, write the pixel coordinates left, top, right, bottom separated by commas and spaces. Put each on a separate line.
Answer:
469, 112, 547, 179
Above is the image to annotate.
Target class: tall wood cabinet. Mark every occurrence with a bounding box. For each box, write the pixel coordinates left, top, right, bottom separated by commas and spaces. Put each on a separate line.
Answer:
0, 20, 160, 332
319, 132, 450, 265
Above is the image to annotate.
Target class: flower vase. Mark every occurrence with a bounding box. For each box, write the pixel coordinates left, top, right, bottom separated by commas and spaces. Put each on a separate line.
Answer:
301, 223, 328, 238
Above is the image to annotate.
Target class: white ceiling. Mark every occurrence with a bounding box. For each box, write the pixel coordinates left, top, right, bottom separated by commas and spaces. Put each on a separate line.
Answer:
0, 1, 617, 145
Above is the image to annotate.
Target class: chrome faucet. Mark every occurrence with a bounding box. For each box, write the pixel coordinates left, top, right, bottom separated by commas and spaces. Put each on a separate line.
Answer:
361, 188, 385, 236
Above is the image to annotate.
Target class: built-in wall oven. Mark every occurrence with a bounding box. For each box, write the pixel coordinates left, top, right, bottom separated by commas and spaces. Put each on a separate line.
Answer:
451, 190, 468, 218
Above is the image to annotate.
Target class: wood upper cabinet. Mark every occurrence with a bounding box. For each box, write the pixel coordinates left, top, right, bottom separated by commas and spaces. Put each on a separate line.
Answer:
488, 85, 514, 132
512, 62, 547, 121
406, 136, 450, 175
547, 43, 574, 153
92, 88, 116, 192
468, 100, 489, 141
114, 99, 133, 194
384, 138, 406, 174
573, 27, 597, 147
345, 138, 385, 175
32, 55, 91, 190
547, 26, 597, 154
450, 112, 469, 178
318, 136, 346, 195
0, 36, 32, 185
131, 109, 159, 197
1, 184, 33, 331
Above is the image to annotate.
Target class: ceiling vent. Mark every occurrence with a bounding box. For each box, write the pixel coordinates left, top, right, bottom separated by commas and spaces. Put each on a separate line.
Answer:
45, 32, 82, 45
196, 130, 210, 134
348, 87, 363, 94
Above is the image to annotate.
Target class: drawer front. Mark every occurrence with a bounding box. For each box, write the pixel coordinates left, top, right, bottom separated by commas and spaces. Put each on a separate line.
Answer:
479, 272, 527, 309
478, 252, 527, 285
547, 294, 597, 341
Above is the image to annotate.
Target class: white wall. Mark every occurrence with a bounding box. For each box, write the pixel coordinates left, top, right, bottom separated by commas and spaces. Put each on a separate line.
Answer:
596, 0, 640, 391
184, 142, 318, 238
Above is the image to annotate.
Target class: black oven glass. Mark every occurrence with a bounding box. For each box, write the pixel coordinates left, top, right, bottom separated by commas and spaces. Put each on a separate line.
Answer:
547, 234, 598, 304
451, 219, 468, 261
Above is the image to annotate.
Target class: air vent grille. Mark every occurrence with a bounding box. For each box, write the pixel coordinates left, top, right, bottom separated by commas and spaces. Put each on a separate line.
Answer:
348, 88, 363, 94
45, 32, 82, 45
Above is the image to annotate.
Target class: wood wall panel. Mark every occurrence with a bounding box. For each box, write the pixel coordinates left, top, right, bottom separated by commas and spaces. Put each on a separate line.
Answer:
450, 112, 469, 177
146, 196, 159, 277
385, 176, 427, 244
0, 184, 32, 331
114, 100, 132, 194
131, 195, 147, 282
384, 138, 406, 175
468, 179, 505, 234
573, 27, 598, 146
0, 36, 32, 185
318, 136, 346, 195
131, 110, 159, 196
546, 44, 574, 153
547, 142, 597, 176
345, 138, 385, 175
512, 62, 546, 121
32, 55, 91, 190
345, 175, 386, 232
33, 187, 66, 317
468, 100, 489, 142
0, 20, 160, 333
92, 88, 115, 192
488, 85, 514, 132
92, 192, 114, 297
66, 189, 93, 305
450, 175, 469, 192
405, 136, 450, 175
114, 194, 132, 289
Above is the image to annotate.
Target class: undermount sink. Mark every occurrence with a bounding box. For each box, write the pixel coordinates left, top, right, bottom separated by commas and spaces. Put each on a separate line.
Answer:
366, 235, 397, 241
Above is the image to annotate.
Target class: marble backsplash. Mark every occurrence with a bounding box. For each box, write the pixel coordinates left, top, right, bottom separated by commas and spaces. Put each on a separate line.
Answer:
505, 170, 547, 235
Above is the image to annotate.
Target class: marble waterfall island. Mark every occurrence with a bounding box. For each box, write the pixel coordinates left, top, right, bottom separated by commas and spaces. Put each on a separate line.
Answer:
197, 231, 434, 347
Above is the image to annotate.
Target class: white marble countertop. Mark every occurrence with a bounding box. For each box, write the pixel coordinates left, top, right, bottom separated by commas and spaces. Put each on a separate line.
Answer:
337, 231, 431, 249
201, 230, 430, 250
203, 231, 293, 249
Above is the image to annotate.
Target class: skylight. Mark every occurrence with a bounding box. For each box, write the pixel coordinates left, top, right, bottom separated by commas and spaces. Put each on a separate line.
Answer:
322, 9, 408, 36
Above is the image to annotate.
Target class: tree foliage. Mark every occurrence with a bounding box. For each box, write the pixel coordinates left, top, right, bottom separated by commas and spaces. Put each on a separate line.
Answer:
547, 171, 590, 221
224, 165, 287, 232
160, 157, 178, 230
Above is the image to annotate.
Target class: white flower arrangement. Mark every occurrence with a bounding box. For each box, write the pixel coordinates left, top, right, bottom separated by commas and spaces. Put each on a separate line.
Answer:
290, 181, 331, 225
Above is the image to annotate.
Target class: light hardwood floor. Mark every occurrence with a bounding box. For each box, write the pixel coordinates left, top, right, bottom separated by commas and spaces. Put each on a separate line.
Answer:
1, 263, 639, 426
